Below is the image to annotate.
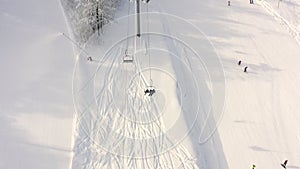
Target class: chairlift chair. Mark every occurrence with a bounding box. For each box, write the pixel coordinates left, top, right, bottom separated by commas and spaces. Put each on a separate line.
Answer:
142, 0, 150, 3
123, 49, 133, 63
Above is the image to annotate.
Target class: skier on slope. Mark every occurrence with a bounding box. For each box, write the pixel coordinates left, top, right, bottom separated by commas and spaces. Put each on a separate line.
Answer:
87, 56, 93, 62
238, 60, 242, 66
281, 160, 288, 169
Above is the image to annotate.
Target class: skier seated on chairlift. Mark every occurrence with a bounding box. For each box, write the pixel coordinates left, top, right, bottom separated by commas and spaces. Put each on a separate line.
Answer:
144, 88, 155, 96
87, 56, 93, 62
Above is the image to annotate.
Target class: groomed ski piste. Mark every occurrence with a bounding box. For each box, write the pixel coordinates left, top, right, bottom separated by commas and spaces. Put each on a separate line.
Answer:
71, 0, 226, 168
1, 0, 300, 168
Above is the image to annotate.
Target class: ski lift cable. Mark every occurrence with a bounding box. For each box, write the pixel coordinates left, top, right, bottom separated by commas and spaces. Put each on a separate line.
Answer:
137, 37, 143, 87
125, 58, 128, 113
130, 0, 153, 93
136, 1, 153, 89
134, 1, 142, 86
61, 33, 90, 57
124, 1, 130, 101
146, 3, 152, 85
124, 0, 133, 63
126, 0, 131, 50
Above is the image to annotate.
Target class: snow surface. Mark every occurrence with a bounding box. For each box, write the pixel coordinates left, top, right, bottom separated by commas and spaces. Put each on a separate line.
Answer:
72, 0, 300, 168
259, 0, 300, 44
1, 0, 300, 168
0, 0, 74, 168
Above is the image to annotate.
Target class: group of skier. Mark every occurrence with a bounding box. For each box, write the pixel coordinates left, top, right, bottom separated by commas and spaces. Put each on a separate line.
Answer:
238, 60, 248, 73
144, 88, 155, 96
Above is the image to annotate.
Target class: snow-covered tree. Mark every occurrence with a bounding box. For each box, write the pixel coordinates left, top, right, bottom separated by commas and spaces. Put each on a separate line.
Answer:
61, 0, 120, 44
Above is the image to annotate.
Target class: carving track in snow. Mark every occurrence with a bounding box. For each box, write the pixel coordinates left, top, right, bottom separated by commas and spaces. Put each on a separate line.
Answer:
72, 35, 201, 168
258, 0, 300, 45
73, 10, 225, 168
71, 3, 225, 169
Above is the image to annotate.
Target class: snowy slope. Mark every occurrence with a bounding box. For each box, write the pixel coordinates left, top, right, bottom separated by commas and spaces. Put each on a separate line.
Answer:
71, 0, 300, 168
146, 0, 300, 168
0, 0, 74, 168
71, 0, 228, 168
211, 1, 300, 169
1, 0, 300, 168
261, 0, 300, 31
258, 0, 300, 44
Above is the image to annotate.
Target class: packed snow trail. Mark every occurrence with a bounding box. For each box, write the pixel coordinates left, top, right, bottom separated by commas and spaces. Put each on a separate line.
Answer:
71, 0, 228, 168
72, 34, 201, 168
71, 0, 300, 169
208, 0, 300, 169
257, 0, 300, 45
4, 0, 300, 168
0, 0, 74, 169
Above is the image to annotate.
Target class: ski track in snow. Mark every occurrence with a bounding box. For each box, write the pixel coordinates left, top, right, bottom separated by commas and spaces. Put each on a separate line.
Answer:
258, 0, 300, 45
70, 16, 201, 167
72, 42, 198, 168
70, 0, 230, 167
71, 0, 300, 168
3, 0, 300, 168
